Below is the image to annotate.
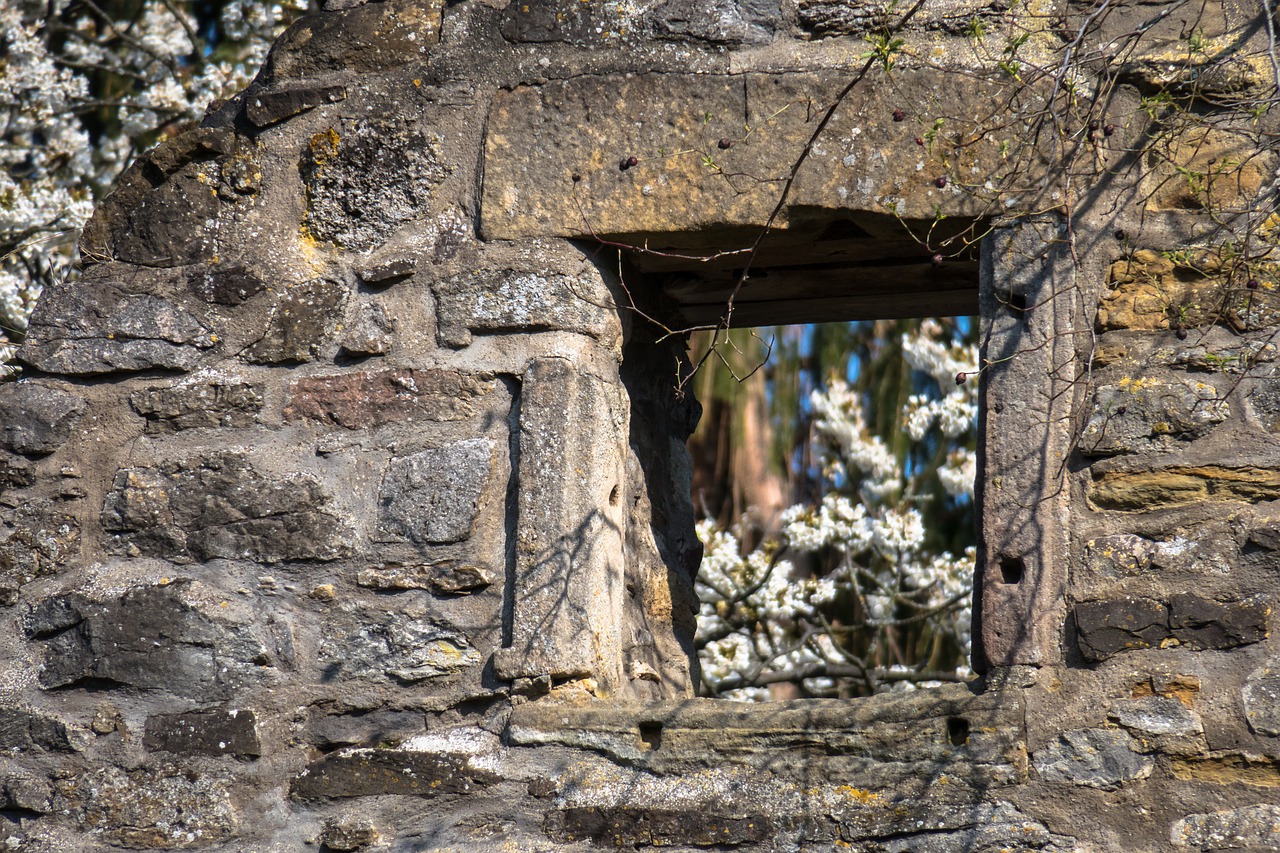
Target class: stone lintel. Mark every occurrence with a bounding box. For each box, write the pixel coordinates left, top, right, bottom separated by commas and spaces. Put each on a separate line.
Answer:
482, 69, 1049, 244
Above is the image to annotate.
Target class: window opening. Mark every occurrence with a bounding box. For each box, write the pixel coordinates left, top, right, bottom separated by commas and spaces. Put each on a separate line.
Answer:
635, 215, 984, 702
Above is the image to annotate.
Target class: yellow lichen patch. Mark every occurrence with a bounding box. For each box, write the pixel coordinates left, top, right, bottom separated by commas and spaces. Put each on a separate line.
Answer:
307, 127, 341, 168
834, 786, 883, 805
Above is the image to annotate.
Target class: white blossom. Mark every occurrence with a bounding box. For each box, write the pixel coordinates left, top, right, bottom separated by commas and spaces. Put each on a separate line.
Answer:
696, 322, 980, 699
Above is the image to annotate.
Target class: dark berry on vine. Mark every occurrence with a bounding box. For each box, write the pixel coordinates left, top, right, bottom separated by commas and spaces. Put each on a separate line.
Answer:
1103, 124, 1116, 136
1114, 229, 1127, 241
915, 136, 925, 146
1176, 328, 1189, 340
627, 156, 638, 167
619, 158, 631, 171
571, 173, 581, 182
955, 372, 967, 385
931, 253, 944, 267
934, 176, 948, 188
1089, 119, 1101, 131
893, 109, 906, 122
1248, 279, 1260, 290
717, 138, 733, 149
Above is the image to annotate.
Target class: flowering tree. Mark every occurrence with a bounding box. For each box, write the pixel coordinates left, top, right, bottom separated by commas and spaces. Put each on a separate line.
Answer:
695, 318, 978, 700
0, 0, 307, 365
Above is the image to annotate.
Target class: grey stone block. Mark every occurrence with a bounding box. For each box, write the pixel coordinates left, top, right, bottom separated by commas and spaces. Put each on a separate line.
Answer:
1032, 728, 1154, 789
21, 289, 214, 374
0, 384, 84, 456
292, 750, 497, 799
26, 582, 281, 701
321, 611, 482, 683
245, 278, 346, 364
0, 707, 72, 752
374, 440, 494, 545
433, 269, 618, 348
244, 83, 346, 128
1109, 697, 1203, 738
355, 562, 493, 594
186, 263, 267, 306
1080, 380, 1228, 455
1172, 805, 1280, 850
130, 380, 264, 433
302, 117, 451, 251
144, 708, 261, 757
1244, 660, 1280, 736
101, 453, 351, 563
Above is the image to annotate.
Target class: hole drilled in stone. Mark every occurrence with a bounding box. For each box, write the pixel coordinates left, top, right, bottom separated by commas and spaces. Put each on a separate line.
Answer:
947, 716, 970, 746
1006, 292, 1027, 313
1000, 557, 1025, 585
638, 721, 663, 751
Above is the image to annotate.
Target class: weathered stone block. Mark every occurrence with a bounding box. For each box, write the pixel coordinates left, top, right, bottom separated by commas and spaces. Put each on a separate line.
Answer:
143, 708, 261, 757
1109, 697, 1203, 738
1074, 597, 1169, 660
798, 0, 999, 37
53, 766, 236, 849
0, 452, 33, 491
0, 384, 84, 456
433, 269, 619, 348
186, 263, 267, 306
21, 286, 215, 375
302, 118, 451, 251
1099, 251, 1280, 332
101, 453, 351, 563
291, 750, 497, 799
284, 369, 494, 429
1146, 127, 1274, 213
483, 71, 1045, 241
1080, 379, 1227, 455
244, 82, 346, 128
500, 0, 777, 45
307, 708, 424, 750
1075, 595, 1268, 661
1091, 466, 1280, 510
355, 561, 492, 594
0, 499, 80, 587
0, 707, 72, 752
1168, 593, 1269, 650
130, 380, 264, 433
320, 611, 482, 683
374, 439, 494, 545
245, 278, 346, 364
838, 801, 1076, 851
494, 357, 628, 684
356, 257, 415, 287
338, 302, 395, 357
318, 815, 378, 851
546, 807, 773, 847
1081, 532, 1234, 581
1032, 728, 1153, 789
650, 0, 779, 44
27, 582, 277, 700
1244, 659, 1280, 736
78, 126, 234, 262
1172, 804, 1280, 850
261, 0, 442, 83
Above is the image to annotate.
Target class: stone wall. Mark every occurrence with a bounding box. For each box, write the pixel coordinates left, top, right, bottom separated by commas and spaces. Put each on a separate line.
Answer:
1, 0, 1279, 850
